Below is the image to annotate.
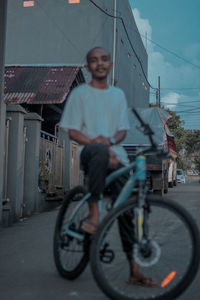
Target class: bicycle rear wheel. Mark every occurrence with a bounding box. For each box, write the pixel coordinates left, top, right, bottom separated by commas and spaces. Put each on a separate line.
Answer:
90, 195, 200, 300
53, 186, 90, 280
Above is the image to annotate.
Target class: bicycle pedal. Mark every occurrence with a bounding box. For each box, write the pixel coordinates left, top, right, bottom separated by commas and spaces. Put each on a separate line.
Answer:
100, 249, 115, 264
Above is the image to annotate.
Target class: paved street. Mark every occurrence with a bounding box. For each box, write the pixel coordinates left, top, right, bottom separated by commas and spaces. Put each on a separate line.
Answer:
0, 178, 200, 300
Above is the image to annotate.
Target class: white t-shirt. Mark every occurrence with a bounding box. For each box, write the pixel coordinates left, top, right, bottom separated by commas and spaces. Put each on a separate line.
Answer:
60, 83, 130, 164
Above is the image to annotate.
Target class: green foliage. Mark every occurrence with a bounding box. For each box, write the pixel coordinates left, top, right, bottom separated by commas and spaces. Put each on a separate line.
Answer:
166, 109, 186, 155
166, 109, 200, 170
184, 130, 200, 154
167, 110, 184, 131
194, 157, 200, 172
39, 160, 51, 181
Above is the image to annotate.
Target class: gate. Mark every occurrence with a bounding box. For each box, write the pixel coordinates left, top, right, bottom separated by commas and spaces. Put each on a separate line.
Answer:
40, 130, 64, 191
70, 142, 84, 188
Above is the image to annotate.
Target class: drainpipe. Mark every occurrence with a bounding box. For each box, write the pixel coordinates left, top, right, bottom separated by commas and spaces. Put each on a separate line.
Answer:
112, 0, 117, 86
0, 0, 7, 225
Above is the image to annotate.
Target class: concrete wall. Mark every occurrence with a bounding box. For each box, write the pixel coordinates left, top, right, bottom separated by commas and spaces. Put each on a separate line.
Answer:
3, 107, 53, 226
6, 105, 26, 222
24, 113, 43, 216
5, 0, 149, 108
115, 0, 149, 107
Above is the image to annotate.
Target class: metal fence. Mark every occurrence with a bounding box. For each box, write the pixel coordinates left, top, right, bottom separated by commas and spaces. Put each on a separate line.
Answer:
40, 130, 64, 190
70, 142, 84, 188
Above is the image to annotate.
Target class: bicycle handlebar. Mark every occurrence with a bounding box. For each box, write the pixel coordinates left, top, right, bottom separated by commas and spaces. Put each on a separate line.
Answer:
131, 108, 173, 160
137, 146, 170, 159
131, 108, 157, 149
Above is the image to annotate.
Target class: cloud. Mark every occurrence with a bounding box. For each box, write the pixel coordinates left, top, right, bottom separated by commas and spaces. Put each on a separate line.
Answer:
161, 92, 180, 110
132, 8, 200, 129
184, 43, 200, 62
132, 8, 153, 51
132, 8, 200, 88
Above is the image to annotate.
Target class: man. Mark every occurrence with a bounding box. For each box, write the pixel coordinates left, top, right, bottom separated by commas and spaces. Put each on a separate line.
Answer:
60, 47, 157, 287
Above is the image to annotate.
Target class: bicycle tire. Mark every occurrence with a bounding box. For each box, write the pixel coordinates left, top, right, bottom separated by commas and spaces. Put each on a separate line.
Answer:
90, 195, 200, 300
53, 186, 90, 280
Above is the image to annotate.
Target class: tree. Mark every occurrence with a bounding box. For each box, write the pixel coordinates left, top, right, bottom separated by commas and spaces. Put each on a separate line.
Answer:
166, 109, 187, 169
184, 130, 200, 155
166, 110, 186, 154
194, 157, 200, 173
166, 110, 200, 171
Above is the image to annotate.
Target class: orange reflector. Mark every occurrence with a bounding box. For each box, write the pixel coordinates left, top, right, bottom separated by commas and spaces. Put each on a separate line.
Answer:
161, 271, 177, 288
68, 0, 80, 3
23, 1, 34, 7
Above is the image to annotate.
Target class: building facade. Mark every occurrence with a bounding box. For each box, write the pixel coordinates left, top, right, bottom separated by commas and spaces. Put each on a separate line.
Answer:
2, 0, 150, 225
5, 0, 149, 107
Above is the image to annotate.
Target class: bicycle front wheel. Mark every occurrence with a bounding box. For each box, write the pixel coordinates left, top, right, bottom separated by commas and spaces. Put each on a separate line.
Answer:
90, 195, 200, 300
53, 186, 90, 280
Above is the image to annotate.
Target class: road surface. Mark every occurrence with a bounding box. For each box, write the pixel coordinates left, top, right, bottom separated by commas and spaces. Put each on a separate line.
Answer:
0, 178, 200, 300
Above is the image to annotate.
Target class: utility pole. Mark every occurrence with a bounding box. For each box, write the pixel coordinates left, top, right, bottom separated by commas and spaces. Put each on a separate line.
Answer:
158, 76, 161, 107
0, 0, 7, 224
145, 31, 147, 51
112, 0, 117, 86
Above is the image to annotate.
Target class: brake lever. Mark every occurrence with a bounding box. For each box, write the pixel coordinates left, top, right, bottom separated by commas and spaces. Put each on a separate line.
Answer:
136, 126, 144, 133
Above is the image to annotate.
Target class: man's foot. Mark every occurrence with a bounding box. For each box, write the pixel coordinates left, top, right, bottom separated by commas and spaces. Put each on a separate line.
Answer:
128, 276, 158, 287
81, 219, 98, 234
128, 259, 159, 287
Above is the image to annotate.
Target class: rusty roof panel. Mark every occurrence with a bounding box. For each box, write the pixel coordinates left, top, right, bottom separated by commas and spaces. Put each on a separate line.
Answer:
4, 66, 80, 104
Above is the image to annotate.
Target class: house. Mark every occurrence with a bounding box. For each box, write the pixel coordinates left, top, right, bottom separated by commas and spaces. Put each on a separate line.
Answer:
1, 0, 150, 226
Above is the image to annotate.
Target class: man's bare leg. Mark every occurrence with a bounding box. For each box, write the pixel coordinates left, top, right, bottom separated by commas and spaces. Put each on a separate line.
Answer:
128, 259, 158, 287
82, 150, 118, 234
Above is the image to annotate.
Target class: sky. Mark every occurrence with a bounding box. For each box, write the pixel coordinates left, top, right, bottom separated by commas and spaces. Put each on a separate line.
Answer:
129, 0, 200, 130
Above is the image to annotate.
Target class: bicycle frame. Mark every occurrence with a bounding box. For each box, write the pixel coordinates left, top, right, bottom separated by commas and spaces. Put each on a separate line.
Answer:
64, 154, 148, 241
63, 107, 164, 242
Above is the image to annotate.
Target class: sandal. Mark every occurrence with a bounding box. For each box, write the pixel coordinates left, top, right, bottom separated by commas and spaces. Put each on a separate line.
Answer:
81, 219, 98, 235
128, 276, 159, 287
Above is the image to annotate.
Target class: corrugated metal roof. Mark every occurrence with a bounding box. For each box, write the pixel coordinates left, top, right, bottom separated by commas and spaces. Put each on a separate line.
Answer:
4, 66, 80, 104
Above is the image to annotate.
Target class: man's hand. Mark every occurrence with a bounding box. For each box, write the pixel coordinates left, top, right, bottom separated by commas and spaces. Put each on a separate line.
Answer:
108, 149, 119, 169
92, 135, 110, 146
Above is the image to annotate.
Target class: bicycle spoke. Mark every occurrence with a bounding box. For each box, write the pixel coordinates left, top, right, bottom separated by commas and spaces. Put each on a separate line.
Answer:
53, 186, 90, 279
91, 196, 200, 300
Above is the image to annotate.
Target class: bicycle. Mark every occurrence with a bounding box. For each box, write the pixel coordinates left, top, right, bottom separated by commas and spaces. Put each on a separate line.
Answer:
53, 108, 200, 300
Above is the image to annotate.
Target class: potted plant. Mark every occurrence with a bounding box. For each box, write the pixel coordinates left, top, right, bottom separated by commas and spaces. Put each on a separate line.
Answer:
39, 160, 51, 192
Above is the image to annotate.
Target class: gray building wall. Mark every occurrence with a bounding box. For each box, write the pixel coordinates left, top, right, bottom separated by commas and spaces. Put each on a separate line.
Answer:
5, 0, 149, 108
6, 105, 26, 222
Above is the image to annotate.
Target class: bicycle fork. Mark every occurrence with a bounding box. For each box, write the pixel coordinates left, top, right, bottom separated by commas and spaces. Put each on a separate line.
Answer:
135, 155, 148, 242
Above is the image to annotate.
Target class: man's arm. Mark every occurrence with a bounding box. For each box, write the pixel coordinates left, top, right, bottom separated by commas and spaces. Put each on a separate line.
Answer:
68, 129, 92, 145
112, 130, 127, 145
69, 129, 127, 146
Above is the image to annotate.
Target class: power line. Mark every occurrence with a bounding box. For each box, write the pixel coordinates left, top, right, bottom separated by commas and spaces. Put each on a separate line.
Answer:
139, 33, 200, 70
177, 111, 200, 114
88, 0, 157, 90
161, 87, 200, 90
164, 106, 200, 112
161, 103, 200, 108
161, 100, 200, 104
161, 99, 200, 103
89, 0, 200, 92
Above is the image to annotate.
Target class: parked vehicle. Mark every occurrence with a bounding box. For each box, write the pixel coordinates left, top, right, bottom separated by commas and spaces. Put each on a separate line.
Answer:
168, 159, 177, 187
177, 169, 186, 183
124, 145, 169, 195
123, 107, 177, 195
167, 134, 177, 188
